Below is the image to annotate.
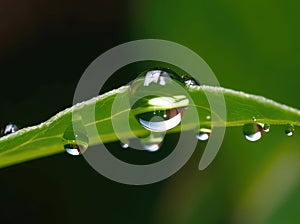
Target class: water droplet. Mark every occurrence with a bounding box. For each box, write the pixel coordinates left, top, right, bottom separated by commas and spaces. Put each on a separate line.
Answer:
285, 124, 294, 136
206, 115, 211, 120
120, 140, 130, 149
140, 132, 164, 152
252, 117, 257, 122
196, 128, 212, 141
263, 123, 270, 133
243, 123, 264, 142
181, 75, 200, 86
143, 143, 161, 152
64, 144, 87, 156
130, 68, 190, 132
1, 123, 19, 136
63, 123, 88, 156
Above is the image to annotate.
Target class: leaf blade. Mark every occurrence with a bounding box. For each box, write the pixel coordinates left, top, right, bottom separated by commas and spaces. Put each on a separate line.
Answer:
1, 85, 300, 168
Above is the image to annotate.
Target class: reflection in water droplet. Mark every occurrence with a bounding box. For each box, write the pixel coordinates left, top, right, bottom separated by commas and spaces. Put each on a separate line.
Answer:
63, 123, 89, 156
132, 69, 184, 89
243, 123, 264, 142
137, 107, 186, 132
252, 117, 257, 122
130, 68, 190, 133
120, 140, 130, 149
285, 124, 294, 136
206, 115, 211, 120
263, 123, 270, 133
140, 132, 164, 152
133, 68, 199, 87
1, 123, 19, 136
196, 128, 212, 141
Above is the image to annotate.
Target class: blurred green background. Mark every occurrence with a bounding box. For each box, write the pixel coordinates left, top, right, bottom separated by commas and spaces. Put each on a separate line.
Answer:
1, 0, 300, 223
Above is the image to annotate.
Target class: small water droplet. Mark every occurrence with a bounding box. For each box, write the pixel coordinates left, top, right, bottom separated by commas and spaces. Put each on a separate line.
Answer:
252, 117, 257, 122
196, 128, 212, 141
140, 132, 164, 152
120, 140, 130, 149
64, 144, 87, 156
243, 123, 264, 142
63, 123, 88, 156
206, 115, 211, 120
1, 123, 19, 136
143, 143, 161, 152
263, 123, 270, 133
285, 124, 294, 137
181, 75, 200, 86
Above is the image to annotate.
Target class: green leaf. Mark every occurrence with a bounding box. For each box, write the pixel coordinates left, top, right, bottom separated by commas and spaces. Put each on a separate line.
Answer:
1, 85, 300, 168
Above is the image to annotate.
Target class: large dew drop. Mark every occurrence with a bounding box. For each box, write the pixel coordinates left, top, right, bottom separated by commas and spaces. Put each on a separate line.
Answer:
243, 123, 264, 142
130, 69, 190, 132
63, 124, 89, 156
285, 124, 294, 137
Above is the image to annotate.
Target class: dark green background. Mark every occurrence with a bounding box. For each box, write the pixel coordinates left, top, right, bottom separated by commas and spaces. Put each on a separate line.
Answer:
1, 0, 300, 223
